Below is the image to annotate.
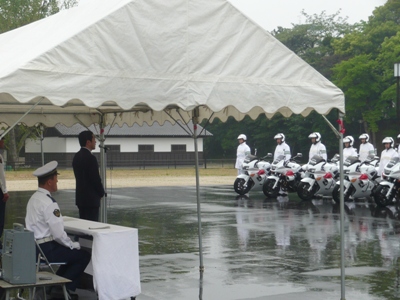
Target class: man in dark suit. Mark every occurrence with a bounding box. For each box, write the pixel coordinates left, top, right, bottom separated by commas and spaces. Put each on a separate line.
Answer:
72, 131, 105, 221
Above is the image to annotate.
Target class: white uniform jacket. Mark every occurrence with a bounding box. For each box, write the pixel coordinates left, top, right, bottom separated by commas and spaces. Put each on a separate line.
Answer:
378, 148, 399, 176
359, 142, 375, 162
343, 147, 358, 162
235, 142, 251, 169
25, 188, 75, 249
274, 143, 291, 161
0, 154, 7, 194
309, 142, 327, 162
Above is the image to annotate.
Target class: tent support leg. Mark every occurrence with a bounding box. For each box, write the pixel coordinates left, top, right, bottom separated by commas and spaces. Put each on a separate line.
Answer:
321, 113, 345, 300
192, 108, 204, 273
99, 116, 107, 223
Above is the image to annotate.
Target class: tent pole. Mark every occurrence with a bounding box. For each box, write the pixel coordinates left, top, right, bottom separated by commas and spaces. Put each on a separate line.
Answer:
321, 113, 345, 300
192, 108, 204, 273
99, 116, 107, 223
338, 114, 345, 300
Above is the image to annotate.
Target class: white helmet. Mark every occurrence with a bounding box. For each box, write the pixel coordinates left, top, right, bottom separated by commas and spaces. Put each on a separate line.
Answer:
359, 133, 369, 142
274, 133, 285, 143
308, 132, 321, 144
397, 133, 400, 140
343, 136, 354, 147
237, 134, 247, 141
382, 137, 394, 148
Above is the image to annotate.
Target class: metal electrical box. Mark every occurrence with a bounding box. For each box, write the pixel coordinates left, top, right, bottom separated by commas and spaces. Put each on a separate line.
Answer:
2, 223, 36, 284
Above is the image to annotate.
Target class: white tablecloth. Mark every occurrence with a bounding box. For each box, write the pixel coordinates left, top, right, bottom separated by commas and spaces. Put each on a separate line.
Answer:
63, 216, 141, 300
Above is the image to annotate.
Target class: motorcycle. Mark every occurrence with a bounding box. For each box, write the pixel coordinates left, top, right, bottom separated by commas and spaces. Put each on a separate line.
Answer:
372, 156, 400, 207
262, 153, 302, 198
332, 154, 379, 203
297, 154, 339, 201
234, 153, 273, 195
331, 156, 361, 202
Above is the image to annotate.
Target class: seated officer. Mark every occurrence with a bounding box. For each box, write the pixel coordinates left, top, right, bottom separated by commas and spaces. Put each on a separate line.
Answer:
25, 161, 91, 300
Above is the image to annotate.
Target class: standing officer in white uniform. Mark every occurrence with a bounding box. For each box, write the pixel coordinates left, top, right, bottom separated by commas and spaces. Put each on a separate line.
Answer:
273, 133, 291, 161
359, 133, 375, 162
308, 132, 327, 161
378, 137, 399, 176
235, 134, 251, 175
25, 161, 91, 298
342, 136, 358, 162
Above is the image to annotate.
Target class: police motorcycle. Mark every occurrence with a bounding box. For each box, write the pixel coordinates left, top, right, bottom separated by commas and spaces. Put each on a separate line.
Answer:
332, 154, 380, 203
297, 154, 339, 201
372, 156, 400, 207
234, 153, 273, 195
262, 153, 302, 198
331, 156, 362, 202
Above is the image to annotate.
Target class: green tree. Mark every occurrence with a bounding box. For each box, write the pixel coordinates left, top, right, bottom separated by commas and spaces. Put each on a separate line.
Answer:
331, 0, 400, 147
272, 10, 355, 77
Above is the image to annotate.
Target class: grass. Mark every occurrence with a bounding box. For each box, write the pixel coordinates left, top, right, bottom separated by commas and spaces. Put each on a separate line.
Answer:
5, 167, 237, 181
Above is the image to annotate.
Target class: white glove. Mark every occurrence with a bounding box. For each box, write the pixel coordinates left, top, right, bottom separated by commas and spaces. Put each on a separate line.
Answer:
70, 242, 81, 250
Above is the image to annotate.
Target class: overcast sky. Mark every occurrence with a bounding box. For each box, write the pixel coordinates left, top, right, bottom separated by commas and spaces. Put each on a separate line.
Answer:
228, 0, 387, 31
78, 0, 387, 31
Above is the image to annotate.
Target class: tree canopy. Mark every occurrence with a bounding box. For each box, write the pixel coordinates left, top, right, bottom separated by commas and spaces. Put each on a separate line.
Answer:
205, 0, 400, 159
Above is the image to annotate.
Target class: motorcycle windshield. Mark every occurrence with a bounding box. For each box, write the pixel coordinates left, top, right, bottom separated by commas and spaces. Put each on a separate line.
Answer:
272, 155, 285, 165
309, 155, 325, 166
385, 156, 400, 169
244, 155, 258, 163
344, 156, 360, 167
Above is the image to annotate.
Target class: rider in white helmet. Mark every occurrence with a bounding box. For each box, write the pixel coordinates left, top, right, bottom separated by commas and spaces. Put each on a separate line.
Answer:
308, 132, 327, 162
273, 133, 291, 161
359, 133, 375, 162
235, 134, 251, 175
378, 137, 399, 176
342, 135, 358, 162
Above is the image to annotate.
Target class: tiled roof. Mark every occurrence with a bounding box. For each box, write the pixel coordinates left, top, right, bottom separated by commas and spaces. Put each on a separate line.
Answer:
50, 121, 212, 137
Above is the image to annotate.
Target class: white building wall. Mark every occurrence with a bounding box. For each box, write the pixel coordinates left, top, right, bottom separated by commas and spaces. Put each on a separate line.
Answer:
26, 137, 204, 153
25, 137, 67, 153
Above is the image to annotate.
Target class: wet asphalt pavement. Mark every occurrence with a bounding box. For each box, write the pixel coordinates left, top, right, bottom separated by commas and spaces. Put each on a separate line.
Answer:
6, 185, 400, 300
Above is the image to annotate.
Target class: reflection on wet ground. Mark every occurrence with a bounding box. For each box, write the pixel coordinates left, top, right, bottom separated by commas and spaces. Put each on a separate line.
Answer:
7, 186, 400, 299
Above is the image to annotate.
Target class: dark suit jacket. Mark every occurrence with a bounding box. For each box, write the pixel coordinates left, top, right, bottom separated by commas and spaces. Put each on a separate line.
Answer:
72, 148, 105, 208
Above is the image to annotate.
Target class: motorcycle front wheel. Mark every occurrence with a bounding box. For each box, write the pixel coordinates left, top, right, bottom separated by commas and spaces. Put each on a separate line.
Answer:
297, 182, 317, 201
234, 178, 253, 195
262, 179, 279, 198
332, 184, 351, 203
373, 185, 393, 207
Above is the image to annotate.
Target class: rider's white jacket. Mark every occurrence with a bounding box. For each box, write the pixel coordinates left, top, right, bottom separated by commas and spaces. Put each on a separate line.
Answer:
378, 148, 398, 176
274, 142, 291, 161
309, 142, 327, 162
359, 142, 375, 162
343, 147, 358, 162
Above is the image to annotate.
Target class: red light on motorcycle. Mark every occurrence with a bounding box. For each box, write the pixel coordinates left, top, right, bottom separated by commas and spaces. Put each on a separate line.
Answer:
286, 170, 294, 176
316, 176, 322, 181
359, 173, 368, 180
257, 169, 266, 175
350, 178, 357, 183
323, 172, 332, 179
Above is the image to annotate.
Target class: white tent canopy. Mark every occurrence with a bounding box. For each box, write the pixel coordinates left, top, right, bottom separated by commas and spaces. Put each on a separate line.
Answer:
0, 0, 347, 294
0, 0, 344, 128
